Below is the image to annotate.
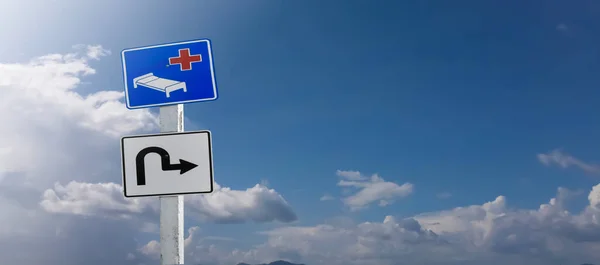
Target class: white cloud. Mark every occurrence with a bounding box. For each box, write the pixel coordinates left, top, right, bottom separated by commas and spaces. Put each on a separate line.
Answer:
0, 45, 296, 265
320, 194, 334, 201
185, 183, 297, 223
0, 44, 156, 187
190, 185, 600, 265
40, 181, 297, 224
538, 149, 600, 174
335, 170, 366, 181
40, 181, 156, 219
336, 170, 413, 210
86, 45, 111, 60
0, 45, 159, 265
0, 44, 296, 225
71, 44, 112, 60
243, 216, 448, 265
411, 186, 600, 263
139, 239, 160, 259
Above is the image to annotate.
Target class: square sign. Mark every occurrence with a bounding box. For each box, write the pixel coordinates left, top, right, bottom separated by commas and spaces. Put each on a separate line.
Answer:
121, 131, 214, 197
121, 39, 218, 109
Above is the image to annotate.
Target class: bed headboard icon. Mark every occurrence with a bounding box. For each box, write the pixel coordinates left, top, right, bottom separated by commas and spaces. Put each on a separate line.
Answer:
133, 73, 187, 98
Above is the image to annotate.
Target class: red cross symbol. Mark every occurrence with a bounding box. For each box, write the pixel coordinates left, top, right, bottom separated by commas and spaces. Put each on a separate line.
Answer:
168, 48, 202, 71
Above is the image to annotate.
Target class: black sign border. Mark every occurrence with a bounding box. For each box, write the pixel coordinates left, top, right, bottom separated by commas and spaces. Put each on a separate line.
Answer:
121, 130, 214, 198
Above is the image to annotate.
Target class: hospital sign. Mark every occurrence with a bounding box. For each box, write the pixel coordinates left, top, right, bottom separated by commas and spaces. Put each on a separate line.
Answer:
121, 39, 218, 109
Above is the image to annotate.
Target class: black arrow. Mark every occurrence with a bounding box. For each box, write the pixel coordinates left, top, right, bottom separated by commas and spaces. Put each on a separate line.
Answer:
135, 146, 198, 186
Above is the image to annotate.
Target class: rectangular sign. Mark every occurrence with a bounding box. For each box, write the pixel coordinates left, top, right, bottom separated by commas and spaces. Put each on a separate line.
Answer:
121, 39, 218, 109
121, 131, 214, 197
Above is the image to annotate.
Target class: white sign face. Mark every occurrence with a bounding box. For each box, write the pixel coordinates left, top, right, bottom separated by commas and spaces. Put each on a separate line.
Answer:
121, 131, 214, 197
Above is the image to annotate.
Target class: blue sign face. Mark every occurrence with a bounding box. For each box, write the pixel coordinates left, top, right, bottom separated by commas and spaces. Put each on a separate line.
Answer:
121, 39, 218, 109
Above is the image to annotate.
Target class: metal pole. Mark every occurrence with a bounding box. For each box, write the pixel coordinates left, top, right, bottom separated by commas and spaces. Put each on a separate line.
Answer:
159, 104, 185, 265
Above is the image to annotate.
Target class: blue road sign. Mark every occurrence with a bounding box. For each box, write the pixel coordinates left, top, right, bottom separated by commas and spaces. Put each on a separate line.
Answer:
121, 39, 218, 109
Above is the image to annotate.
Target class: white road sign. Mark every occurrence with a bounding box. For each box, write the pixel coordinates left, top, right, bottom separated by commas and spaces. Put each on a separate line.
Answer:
121, 130, 214, 197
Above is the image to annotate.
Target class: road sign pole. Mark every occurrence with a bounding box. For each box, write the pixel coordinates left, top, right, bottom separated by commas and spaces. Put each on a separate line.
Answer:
121, 38, 217, 263
159, 104, 185, 265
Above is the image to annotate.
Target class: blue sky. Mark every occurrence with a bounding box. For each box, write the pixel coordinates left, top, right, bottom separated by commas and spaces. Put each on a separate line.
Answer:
1, 1, 600, 264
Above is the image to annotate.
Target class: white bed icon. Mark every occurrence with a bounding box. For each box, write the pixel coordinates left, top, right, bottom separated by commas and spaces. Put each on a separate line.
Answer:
133, 73, 187, 98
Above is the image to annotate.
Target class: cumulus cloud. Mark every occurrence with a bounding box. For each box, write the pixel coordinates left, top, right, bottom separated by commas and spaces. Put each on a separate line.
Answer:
0, 43, 157, 227
418, 186, 600, 262
250, 216, 444, 265
0, 45, 296, 265
40, 181, 297, 224
40, 181, 157, 219
0, 45, 161, 265
186, 183, 297, 223
0, 44, 156, 188
336, 170, 413, 210
538, 149, 600, 174
180, 185, 600, 265
0, 44, 295, 225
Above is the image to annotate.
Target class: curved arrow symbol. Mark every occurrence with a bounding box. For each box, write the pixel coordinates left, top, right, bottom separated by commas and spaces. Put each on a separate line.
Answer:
135, 146, 198, 186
